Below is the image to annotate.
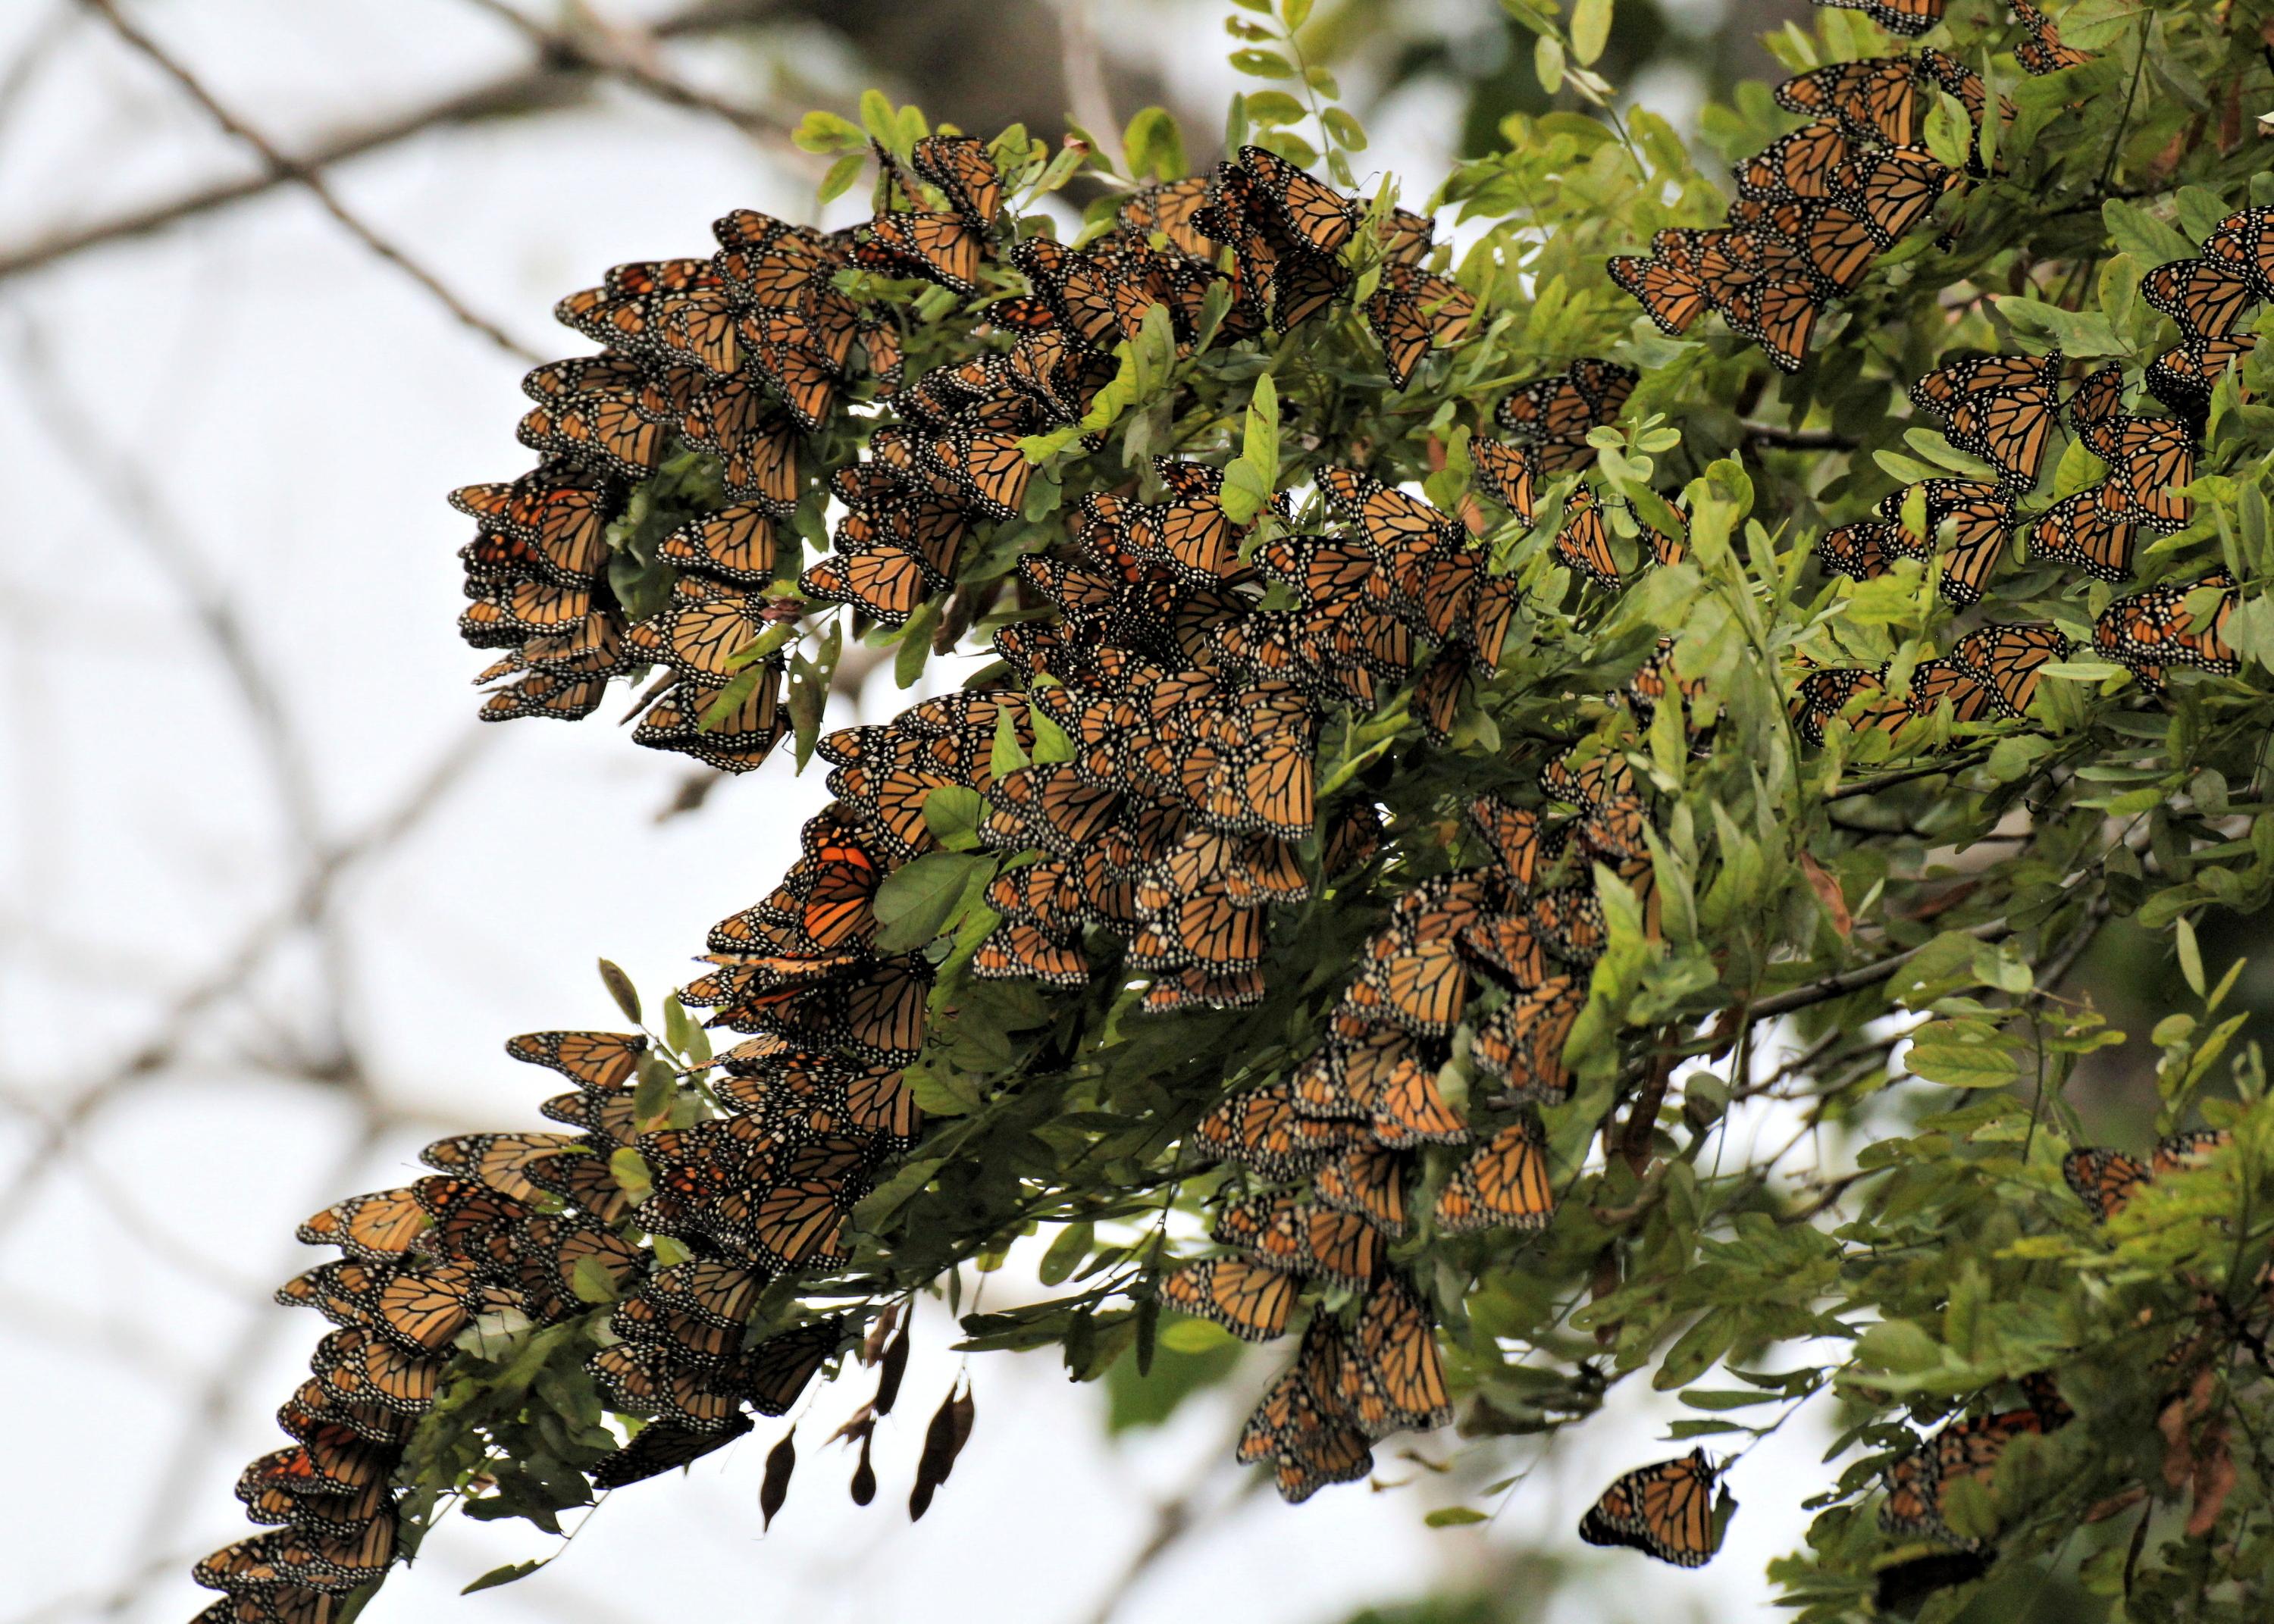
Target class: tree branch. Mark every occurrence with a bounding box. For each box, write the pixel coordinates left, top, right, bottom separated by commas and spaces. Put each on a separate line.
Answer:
1740, 419, 1856, 450
0, 0, 791, 287
77, 0, 541, 360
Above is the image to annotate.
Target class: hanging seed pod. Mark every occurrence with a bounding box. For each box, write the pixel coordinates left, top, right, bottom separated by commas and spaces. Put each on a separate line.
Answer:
874, 1314, 912, 1416
760, 1427, 795, 1531
863, 1302, 901, 1366
850, 1431, 877, 1506
907, 1381, 965, 1521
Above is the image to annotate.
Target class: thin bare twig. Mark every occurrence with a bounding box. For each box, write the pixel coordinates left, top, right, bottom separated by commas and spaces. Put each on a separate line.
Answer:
1054, 0, 1118, 146
0, 0, 794, 285
462, 0, 799, 144
77, 0, 540, 359
0, 730, 492, 1248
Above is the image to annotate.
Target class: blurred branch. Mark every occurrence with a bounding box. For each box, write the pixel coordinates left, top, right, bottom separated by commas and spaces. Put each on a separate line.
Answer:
460, 0, 800, 144
0, 729, 493, 1250
1054, 0, 1117, 146
76, 0, 542, 360
0, 0, 794, 288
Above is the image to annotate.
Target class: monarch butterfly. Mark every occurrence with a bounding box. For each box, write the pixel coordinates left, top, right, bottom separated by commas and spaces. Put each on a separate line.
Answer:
684, 382, 801, 516
1237, 1318, 1377, 1500
973, 921, 1091, 987
2146, 336, 2255, 424
477, 669, 610, 724
2026, 488, 2137, 582
1159, 1256, 1300, 1341
1881, 1408, 2045, 1546
1236, 144, 1358, 255
1878, 479, 2014, 605
1433, 1116, 1556, 1235
295, 1187, 431, 1265
2066, 362, 2126, 449
909, 133, 1004, 228
313, 1327, 443, 1414
2153, 1126, 2232, 1174
919, 427, 1032, 521
590, 1341, 749, 1432
2012, 0, 2089, 73
192, 1519, 396, 1595
1212, 1196, 1385, 1291
2063, 1145, 2148, 1221
2204, 206, 2274, 302
1909, 353, 2060, 492
1607, 250, 1710, 338
1734, 118, 1865, 202
1947, 622, 2066, 718
1470, 976, 1583, 1103
711, 210, 838, 308
2093, 572, 2237, 681
1580, 1450, 1728, 1566
506, 1030, 645, 1092
855, 211, 984, 295
1812, 0, 1943, 38
2095, 418, 2197, 534
236, 1451, 393, 1538
590, 1415, 754, 1490
1555, 486, 1624, 590
1339, 1273, 1453, 1435
1194, 1082, 1357, 1180
1291, 1141, 1403, 1241
516, 391, 666, 480
1364, 262, 1476, 389
2143, 257, 2259, 338
1774, 55, 1926, 145
1118, 176, 1217, 259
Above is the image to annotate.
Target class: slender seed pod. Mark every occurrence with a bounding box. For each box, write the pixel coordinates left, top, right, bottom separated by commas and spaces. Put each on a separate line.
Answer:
760, 1428, 795, 1531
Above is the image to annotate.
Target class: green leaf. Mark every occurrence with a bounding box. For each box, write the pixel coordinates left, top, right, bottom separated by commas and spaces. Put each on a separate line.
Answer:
661, 993, 709, 1065
1038, 1221, 1095, 1287
1424, 1507, 1489, 1528
1241, 90, 1307, 129
1570, 0, 1612, 66
872, 853, 988, 953
2175, 913, 2206, 998
922, 785, 985, 851
1321, 107, 1368, 152
570, 1253, 622, 1306
1229, 48, 1294, 78
1533, 33, 1565, 95
991, 706, 1032, 778
596, 959, 641, 1025
2103, 197, 2197, 265
817, 152, 866, 205
1220, 458, 1270, 526
1904, 1042, 2019, 1089
894, 599, 939, 689
1120, 106, 1188, 181
462, 1560, 548, 1595
792, 110, 865, 154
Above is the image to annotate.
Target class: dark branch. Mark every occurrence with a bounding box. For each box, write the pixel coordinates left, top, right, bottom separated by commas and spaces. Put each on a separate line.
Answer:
78, 0, 542, 359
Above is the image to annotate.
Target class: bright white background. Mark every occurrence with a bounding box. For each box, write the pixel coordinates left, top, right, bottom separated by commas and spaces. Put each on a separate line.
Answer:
0, 3, 1815, 1620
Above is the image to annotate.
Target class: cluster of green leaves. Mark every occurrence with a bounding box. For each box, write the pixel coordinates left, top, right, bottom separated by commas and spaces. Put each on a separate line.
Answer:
390, 0, 2274, 1613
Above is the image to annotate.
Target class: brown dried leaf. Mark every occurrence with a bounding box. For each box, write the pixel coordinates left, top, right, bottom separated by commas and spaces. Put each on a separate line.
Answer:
2187, 1417, 2235, 1538
1799, 851, 1852, 938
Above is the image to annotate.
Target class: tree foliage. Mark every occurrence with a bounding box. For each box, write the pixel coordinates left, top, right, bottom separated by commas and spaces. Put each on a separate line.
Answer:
191, 0, 2274, 1619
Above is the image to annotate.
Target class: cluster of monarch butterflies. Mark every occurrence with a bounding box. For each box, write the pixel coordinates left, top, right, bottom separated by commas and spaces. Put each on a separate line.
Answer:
189, 1028, 875, 1617
451, 202, 913, 766
1793, 220, 2256, 740
1469, 359, 1685, 588
800, 142, 1474, 629
1611, 2, 2091, 372
1167, 748, 1656, 1502
1877, 1373, 2075, 1550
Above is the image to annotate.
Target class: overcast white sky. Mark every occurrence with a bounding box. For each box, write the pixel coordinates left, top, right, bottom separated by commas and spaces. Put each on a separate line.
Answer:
0, 5, 1812, 1620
